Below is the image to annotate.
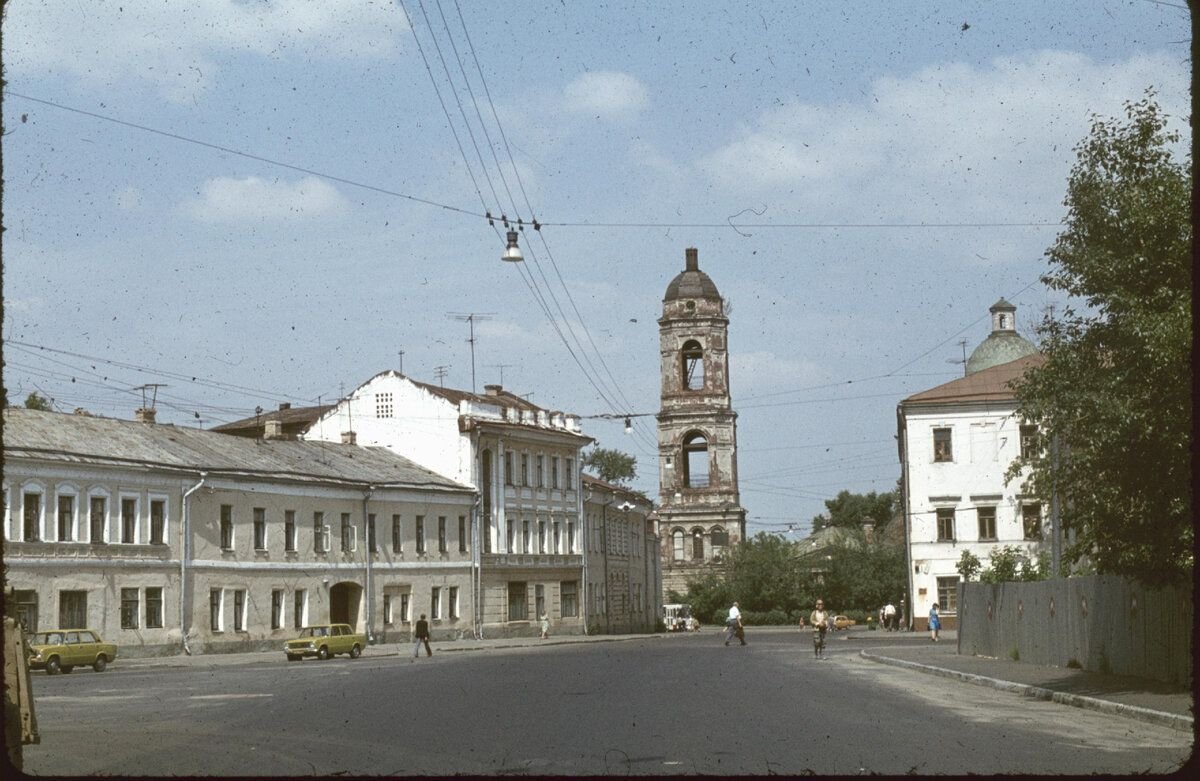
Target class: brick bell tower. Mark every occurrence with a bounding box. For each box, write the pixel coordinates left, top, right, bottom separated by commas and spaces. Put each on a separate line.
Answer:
657, 247, 746, 598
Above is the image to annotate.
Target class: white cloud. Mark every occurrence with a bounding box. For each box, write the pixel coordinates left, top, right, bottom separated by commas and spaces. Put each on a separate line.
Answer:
698, 51, 1189, 224
182, 176, 349, 223
6, 0, 404, 102
563, 71, 650, 120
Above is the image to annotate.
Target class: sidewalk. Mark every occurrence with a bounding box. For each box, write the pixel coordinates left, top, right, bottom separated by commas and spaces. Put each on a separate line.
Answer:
858, 631, 1193, 732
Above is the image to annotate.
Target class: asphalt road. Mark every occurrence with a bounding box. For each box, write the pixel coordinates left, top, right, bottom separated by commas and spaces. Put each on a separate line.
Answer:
22, 629, 1191, 775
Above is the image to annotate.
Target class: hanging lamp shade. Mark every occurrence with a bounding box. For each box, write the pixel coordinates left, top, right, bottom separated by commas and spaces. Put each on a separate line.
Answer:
501, 229, 524, 262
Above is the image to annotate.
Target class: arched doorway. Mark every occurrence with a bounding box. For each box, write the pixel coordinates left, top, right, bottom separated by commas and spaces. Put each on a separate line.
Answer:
329, 582, 363, 630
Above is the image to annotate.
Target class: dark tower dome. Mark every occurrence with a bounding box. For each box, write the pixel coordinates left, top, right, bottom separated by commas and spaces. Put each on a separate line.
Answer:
664, 247, 722, 302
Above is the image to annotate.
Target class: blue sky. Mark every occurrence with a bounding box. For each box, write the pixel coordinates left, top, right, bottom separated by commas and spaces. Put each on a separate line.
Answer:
2, 1, 1190, 537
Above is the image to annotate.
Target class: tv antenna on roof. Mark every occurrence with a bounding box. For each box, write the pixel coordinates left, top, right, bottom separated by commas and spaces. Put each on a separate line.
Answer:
487, 363, 514, 385
433, 365, 451, 387
447, 313, 495, 393
133, 383, 167, 409
945, 339, 968, 376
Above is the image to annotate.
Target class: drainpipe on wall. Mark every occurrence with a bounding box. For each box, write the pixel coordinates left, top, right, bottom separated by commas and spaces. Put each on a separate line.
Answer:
362, 485, 374, 643
180, 471, 207, 655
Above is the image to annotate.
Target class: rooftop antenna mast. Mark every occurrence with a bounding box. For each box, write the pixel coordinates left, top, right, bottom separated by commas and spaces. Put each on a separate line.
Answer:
447, 313, 495, 393
398, 350, 405, 376
946, 339, 968, 376
433, 365, 451, 387
487, 363, 514, 385
134, 383, 167, 410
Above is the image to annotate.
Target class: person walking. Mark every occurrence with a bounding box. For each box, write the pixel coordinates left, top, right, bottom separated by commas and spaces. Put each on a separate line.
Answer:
928, 602, 941, 642
809, 600, 829, 659
724, 602, 743, 646
884, 601, 897, 632
413, 614, 433, 658
539, 613, 550, 639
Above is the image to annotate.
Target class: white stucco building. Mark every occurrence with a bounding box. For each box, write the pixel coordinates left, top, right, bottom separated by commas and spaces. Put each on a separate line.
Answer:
897, 299, 1044, 630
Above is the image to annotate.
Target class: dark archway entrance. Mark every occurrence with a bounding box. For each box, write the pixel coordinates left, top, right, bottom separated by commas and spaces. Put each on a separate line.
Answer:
329, 582, 363, 630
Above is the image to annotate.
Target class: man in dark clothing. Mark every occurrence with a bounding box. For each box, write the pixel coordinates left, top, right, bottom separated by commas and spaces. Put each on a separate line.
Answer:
413, 614, 432, 658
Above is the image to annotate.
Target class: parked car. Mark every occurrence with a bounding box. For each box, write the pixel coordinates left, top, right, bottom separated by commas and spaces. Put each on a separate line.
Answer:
833, 615, 857, 630
28, 629, 117, 674
284, 624, 365, 661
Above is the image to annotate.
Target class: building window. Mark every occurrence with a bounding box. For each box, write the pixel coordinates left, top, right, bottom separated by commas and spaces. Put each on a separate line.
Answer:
710, 527, 729, 559
977, 507, 997, 541
416, 516, 426, 554
438, 516, 447, 553
220, 505, 234, 550
551, 457, 560, 489
341, 513, 354, 552
57, 494, 75, 542
521, 454, 529, 486
233, 590, 246, 631
392, 514, 403, 553
210, 589, 223, 632
691, 528, 705, 560
936, 508, 956, 542
254, 508, 267, 551
933, 427, 953, 462
508, 581, 528, 621
553, 521, 561, 553
1020, 424, 1041, 459
458, 516, 467, 553
293, 590, 307, 629
22, 491, 42, 542
561, 581, 578, 617
59, 590, 87, 629
448, 587, 459, 619
1022, 503, 1043, 540
672, 529, 685, 560
522, 520, 531, 553
314, 512, 327, 554
566, 459, 574, 490
936, 577, 959, 612
535, 584, 545, 621
271, 589, 284, 630
12, 590, 38, 632
146, 587, 163, 629
506, 520, 515, 552
383, 594, 394, 626
150, 499, 166, 545
89, 495, 107, 544
121, 588, 139, 629
367, 514, 378, 553
682, 432, 710, 488
121, 497, 138, 544
681, 339, 705, 390
400, 593, 411, 624
538, 521, 546, 554
376, 392, 394, 418
505, 452, 514, 486
536, 455, 545, 488
431, 587, 441, 620
284, 511, 297, 552
567, 522, 575, 553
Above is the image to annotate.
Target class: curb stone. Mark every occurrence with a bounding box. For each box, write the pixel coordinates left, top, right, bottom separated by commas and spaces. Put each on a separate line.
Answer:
859, 649, 1193, 733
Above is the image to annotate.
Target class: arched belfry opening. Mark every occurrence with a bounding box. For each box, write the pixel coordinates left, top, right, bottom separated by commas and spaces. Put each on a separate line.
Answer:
681, 340, 705, 390
657, 246, 746, 597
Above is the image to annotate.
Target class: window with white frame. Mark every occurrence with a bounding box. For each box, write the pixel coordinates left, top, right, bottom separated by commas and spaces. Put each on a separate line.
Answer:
233, 590, 246, 631
367, 513, 378, 553
400, 592, 411, 624
504, 452, 514, 486
89, 493, 108, 544
376, 392, 394, 418
438, 516, 447, 553
551, 456, 560, 489
293, 589, 307, 629
284, 510, 297, 552
150, 497, 167, 545
536, 455, 545, 488
977, 506, 997, 541
416, 516, 426, 553
314, 511, 328, 554
431, 587, 441, 619
672, 529, 685, 560
22, 488, 43, 542
565, 459, 574, 490
561, 581, 578, 617
210, 589, 224, 632
567, 521, 575, 553
448, 586, 459, 619
458, 516, 467, 553
1020, 424, 1041, 459
220, 505, 234, 550
553, 521, 560, 553
522, 520, 530, 553
121, 588, 140, 629
392, 514, 403, 553
57, 491, 76, 542
506, 520, 514, 552
936, 576, 959, 612
341, 513, 354, 552
254, 508, 267, 551
271, 589, 284, 630
538, 520, 546, 553
145, 587, 164, 629
521, 454, 529, 486
933, 427, 953, 462
1022, 503, 1043, 540
936, 508, 956, 542
120, 495, 138, 544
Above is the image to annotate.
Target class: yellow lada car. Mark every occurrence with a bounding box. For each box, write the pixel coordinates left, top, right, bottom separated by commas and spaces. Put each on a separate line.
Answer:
284, 624, 365, 661
28, 629, 118, 674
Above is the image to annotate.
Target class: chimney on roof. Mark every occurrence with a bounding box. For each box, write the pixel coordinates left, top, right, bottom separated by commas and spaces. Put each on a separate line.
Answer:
279, 402, 292, 411
264, 419, 285, 440
341, 431, 357, 445
685, 247, 698, 272
135, 408, 157, 424
484, 384, 502, 396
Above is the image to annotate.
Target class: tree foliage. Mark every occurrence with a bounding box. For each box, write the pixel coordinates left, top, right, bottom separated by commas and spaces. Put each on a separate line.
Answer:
810, 489, 896, 533
1008, 92, 1191, 587
24, 392, 52, 411
816, 528, 907, 612
581, 446, 637, 485
684, 533, 811, 623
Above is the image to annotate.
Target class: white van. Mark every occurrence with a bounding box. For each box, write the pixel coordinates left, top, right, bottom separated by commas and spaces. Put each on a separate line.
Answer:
662, 603, 695, 632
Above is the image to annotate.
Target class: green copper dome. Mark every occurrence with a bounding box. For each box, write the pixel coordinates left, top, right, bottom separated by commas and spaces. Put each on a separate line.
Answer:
965, 298, 1038, 374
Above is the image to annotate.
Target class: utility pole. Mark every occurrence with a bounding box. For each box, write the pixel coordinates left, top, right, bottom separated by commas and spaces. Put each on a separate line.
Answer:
447, 313, 495, 393
433, 365, 451, 387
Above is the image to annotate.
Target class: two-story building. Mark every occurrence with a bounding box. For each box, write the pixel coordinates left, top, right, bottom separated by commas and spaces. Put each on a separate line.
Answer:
582, 475, 659, 634
897, 299, 1044, 630
3, 407, 475, 656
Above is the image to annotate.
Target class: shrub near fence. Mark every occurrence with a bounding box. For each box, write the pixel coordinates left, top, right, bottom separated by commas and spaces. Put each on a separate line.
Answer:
958, 575, 1191, 686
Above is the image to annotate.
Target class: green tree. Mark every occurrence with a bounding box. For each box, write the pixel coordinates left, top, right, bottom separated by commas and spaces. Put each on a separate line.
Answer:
816, 529, 906, 612
978, 546, 1050, 584
1008, 92, 1191, 587
24, 392, 53, 411
810, 489, 896, 532
581, 446, 637, 485
956, 550, 982, 582
684, 533, 809, 622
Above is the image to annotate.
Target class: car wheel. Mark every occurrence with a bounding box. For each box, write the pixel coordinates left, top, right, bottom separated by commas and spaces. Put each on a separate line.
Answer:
317, 646, 329, 660
286, 654, 301, 662
93, 656, 108, 672
349, 644, 361, 659
46, 657, 61, 675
